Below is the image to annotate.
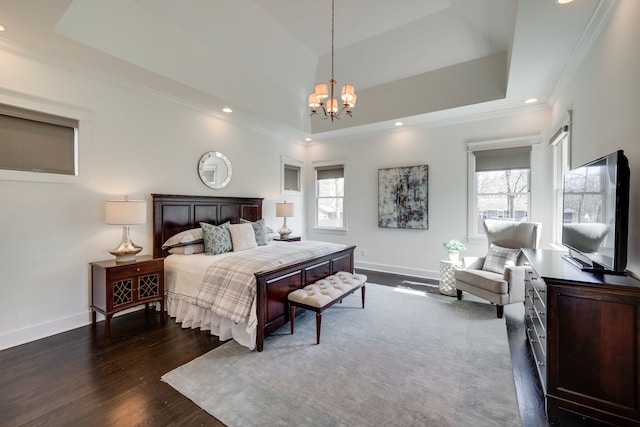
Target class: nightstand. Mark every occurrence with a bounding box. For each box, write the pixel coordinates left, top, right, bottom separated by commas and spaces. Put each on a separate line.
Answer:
90, 255, 164, 336
273, 236, 301, 242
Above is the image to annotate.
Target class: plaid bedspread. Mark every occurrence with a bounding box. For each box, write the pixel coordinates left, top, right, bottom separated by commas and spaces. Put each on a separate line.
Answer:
194, 241, 346, 324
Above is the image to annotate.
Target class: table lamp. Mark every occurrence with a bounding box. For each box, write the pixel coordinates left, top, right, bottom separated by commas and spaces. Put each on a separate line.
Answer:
105, 196, 146, 262
275, 201, 294, 239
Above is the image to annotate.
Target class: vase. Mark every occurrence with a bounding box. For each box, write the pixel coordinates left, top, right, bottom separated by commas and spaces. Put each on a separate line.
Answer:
448, 250, 460, 263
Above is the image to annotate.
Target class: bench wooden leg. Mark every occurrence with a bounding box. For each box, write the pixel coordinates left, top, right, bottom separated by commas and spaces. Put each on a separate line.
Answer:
290, 305, 295, 335
361, 284, 366, 308
316, 311, 322, 345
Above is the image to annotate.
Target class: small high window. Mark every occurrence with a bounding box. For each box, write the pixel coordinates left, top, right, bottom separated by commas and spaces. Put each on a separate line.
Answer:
0, 103, 79, 176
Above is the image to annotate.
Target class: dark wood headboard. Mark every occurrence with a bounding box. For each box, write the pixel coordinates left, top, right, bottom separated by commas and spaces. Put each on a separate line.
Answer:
151, 194, 263, 258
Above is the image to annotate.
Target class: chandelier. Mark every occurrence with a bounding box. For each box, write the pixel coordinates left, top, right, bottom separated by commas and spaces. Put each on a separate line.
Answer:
308, 0, 356, 121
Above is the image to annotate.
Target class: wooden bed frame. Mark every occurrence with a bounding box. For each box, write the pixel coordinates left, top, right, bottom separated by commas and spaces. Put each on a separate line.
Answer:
151, 194, 355, 351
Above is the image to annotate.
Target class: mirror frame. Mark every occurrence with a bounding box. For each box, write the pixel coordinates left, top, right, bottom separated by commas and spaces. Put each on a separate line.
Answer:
198, 151, 232, 189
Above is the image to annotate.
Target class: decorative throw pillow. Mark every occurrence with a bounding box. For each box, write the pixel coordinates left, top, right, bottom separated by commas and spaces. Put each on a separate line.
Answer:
228, 223, 258, 252
168, 243, 205, 255
161, 227, 203, 249
483, 244, 521, 274
200, 222, 232, 255
240, 218, 268, 246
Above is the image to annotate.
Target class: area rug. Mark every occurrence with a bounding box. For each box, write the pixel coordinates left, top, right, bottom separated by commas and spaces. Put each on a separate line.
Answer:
161, 284, 521, 427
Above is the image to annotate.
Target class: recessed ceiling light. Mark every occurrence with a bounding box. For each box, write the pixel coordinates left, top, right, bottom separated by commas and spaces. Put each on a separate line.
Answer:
556, 0, 574, 4
0, 25, 6, 32
305, 137, 312, 142
222, 107, 232, 113
394, 122, 403, 127
524, 98, 538, 104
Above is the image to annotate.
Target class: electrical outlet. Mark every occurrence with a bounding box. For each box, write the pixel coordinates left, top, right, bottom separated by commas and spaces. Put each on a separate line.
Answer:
361, 249, 367, 256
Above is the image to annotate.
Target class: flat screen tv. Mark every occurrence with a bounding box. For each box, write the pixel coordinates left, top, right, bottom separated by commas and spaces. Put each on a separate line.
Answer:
561, 150, 630, 274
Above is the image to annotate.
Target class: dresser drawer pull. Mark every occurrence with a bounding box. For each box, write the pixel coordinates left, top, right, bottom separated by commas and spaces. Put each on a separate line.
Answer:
537, 361, 545, 366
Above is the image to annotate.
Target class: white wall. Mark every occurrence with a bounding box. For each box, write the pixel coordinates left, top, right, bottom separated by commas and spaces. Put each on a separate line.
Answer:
305, 0, 640, 281
0, 46, 303, 350
550, 0, 640, 276
2, 0, 638, 350
305, 109, 553, 279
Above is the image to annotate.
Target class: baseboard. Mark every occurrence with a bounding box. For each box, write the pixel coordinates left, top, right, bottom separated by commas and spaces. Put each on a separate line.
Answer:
0, 305, 151, 351
0, 311, 90, 351
355, 260, 439, 281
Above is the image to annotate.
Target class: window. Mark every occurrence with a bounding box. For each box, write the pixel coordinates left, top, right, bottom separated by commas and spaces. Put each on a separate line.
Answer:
467, 136, 539, 240
315, 162, 346, 230
281, 156, 302, 194
0, 103, 78, 176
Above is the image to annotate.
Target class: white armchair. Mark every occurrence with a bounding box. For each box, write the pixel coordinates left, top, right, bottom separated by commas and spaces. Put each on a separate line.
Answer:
455, 219, 541, 318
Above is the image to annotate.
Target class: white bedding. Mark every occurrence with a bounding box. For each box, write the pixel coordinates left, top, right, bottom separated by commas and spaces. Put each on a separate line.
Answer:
164, 240, 346, 350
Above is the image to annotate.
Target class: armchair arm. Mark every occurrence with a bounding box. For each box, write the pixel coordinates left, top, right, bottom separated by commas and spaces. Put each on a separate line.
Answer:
504, 265, 526, 303
462, 256, 485, 270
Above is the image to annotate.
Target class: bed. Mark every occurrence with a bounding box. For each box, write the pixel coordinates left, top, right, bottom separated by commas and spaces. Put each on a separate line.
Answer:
152, 194, 356, 351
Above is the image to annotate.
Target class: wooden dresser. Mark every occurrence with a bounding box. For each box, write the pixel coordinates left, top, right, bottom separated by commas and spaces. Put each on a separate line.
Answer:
523, 249, 640, 425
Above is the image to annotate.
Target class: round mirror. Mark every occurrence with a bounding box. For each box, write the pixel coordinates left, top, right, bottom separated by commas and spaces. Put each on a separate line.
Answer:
198, 151, 232, 189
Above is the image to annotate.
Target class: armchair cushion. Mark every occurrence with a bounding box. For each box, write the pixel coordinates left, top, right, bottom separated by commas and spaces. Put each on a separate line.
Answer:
482, 244, 520, 274
456, 268, 508, 294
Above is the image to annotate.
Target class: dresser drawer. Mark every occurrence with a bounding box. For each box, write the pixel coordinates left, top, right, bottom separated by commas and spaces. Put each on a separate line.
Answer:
526, 325, 547, 392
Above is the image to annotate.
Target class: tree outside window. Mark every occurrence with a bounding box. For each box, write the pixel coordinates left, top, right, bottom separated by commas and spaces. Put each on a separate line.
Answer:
475, 168, 530, 234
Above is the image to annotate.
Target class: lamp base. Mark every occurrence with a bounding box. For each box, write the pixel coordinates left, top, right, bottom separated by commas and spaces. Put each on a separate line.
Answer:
110, 225, 143, 263
279, 224, 292, 240
109, 244, 143, 263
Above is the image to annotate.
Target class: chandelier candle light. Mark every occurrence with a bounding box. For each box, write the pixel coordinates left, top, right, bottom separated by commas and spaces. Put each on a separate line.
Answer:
105, 195, 147, 262
308, 0, 356, 121
275, 201, 294, 239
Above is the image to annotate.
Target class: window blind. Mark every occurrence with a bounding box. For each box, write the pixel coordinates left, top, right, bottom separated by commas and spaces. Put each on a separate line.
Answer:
474, 146, 531, 172
0, 103, 78, 175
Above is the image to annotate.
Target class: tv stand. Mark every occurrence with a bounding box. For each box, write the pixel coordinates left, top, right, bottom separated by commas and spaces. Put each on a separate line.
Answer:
524, 249, 640, 425
562, 254, 628, 276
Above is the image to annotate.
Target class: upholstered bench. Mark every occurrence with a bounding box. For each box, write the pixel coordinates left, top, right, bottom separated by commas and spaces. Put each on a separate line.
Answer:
288, 271, 367, 344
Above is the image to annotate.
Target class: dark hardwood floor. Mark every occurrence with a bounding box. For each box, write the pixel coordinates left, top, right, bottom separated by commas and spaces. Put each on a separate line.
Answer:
0, 309, 225, 426
0, 270, 611, 426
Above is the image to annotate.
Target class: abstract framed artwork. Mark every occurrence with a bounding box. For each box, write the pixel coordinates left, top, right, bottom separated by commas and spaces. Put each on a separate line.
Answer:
378, 165, 429, 229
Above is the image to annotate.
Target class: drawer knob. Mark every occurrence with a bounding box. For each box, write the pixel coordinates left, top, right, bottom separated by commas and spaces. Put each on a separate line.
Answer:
136, 267, 140, 272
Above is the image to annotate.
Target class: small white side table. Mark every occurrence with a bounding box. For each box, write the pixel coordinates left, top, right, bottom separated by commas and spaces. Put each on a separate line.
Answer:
439, 259, 462, 296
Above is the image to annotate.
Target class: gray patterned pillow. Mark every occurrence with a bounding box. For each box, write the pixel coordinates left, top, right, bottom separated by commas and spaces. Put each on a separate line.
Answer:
161, 227, 203, 249
200, 222, 232, 255
482, 244, 520, 274
240, 218, 268, 246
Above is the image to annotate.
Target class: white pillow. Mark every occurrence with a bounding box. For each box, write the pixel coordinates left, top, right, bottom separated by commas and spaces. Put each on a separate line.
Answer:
168, 243, 205, 255
228, 223, 258, 252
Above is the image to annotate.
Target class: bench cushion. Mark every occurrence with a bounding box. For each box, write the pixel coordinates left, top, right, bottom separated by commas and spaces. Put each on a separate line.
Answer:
288, 272, 367, 308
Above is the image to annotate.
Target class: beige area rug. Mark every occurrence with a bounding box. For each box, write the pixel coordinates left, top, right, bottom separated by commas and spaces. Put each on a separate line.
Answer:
162, 284, 521, 427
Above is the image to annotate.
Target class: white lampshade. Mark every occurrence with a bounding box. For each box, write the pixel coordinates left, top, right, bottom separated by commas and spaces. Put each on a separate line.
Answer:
105, 197, 146, 225
326, 98, 339, 114
314, 83, 328, 99
341, 85, 355, 103
276, 202, 294, 218
308, 93, 321, 108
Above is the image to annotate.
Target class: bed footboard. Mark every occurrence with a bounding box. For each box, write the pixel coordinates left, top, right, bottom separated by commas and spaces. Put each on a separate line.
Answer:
254, 245, 355, 351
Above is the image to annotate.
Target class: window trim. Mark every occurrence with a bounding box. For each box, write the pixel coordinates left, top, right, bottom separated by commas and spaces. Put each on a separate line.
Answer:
281, 156, 303, 195
551, 111, 572, 245
466, 135, 540, 243
0, 90, 91, 184
312, 158, 348, 233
